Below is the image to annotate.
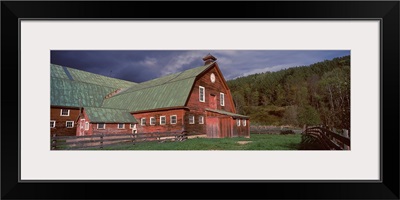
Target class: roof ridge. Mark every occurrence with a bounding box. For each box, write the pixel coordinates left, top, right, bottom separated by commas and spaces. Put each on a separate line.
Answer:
108, 76, 196, 98
118, 62, 214, 93
83, 106, 129, 111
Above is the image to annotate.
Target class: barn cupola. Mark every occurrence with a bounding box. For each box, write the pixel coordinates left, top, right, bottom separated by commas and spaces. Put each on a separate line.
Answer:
202, 53, 217, 65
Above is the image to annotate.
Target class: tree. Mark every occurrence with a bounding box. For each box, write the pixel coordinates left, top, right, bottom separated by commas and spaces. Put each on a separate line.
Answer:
298, 105, 321, 126
282, 105, 298, 126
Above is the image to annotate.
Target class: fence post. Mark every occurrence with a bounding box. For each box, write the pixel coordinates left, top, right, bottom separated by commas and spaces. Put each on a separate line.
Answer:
51, 134, 56, 150
132, 133, 135, 145
100, 133, 103, 149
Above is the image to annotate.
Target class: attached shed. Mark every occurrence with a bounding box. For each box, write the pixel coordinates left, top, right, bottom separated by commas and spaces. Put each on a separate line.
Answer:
205, 108, 250, 138
77, 107, 138, 136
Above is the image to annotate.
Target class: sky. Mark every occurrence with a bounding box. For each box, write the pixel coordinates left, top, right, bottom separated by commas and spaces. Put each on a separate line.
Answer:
51, 50, 350, 83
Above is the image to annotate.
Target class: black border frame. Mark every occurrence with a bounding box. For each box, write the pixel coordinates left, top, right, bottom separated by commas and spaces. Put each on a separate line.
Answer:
2, 1, 399, 199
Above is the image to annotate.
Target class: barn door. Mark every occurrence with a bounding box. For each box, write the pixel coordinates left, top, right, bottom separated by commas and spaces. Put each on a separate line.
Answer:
209, 94, 217, 109
206, 117, 219, 138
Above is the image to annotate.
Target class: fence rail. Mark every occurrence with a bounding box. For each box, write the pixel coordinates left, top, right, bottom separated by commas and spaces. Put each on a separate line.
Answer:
51, 131, 187, 150
302, 126, 350, 150
250, 125, 303, 134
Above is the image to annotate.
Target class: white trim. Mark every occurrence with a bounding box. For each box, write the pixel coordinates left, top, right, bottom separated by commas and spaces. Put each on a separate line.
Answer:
160, 116, 166, 125
199, 86, 205, 102
199, 116, 204, 124
220, 92, 225, 106
236, 119, 240, 126
189, 115, 195, 124
141, 118, 146, 126
66, 121, 74, 128
60, 109, 70, 116
118, 123, 125, 129
150, 117, 156, 125
130, 123, 135, 129
50, 120, 55, 128
97, 123, 105, 129
242, 119, 246, 126
170, 115, 177, 124
85, 122, 89, 130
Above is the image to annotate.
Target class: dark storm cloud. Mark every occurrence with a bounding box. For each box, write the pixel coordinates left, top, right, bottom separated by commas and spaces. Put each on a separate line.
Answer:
51, 50, 350, 83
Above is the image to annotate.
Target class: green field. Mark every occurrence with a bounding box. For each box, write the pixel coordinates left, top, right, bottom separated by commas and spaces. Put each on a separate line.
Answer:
98, 133, 302, 150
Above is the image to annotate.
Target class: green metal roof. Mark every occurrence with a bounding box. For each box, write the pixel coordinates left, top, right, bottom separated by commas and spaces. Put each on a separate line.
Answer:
67, 67, 137, 89
205, 108, 249, 119
51, 64, 70, 79
84, 107, 137, 123
51, 64, 138, 107
102, 63, 214, 112
51, 64, 137, 88
51, 77, 117, 107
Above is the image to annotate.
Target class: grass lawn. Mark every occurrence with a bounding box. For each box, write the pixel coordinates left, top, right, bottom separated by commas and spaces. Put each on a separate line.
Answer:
98, 133, 302, 150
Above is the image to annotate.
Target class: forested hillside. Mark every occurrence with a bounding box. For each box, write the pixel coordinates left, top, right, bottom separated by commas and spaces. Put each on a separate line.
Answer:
227, 55, 350, 129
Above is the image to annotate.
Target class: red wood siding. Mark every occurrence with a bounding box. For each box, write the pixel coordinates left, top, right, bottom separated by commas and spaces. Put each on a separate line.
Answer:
50, 107, 80, 136
183, 110, 207, 135
133, 109, 186, 133
206, 117, 219, 138
233, 118, 250, 137
186, 65, 235, 113
90, 123, 132, 135
219, 117, 232, 138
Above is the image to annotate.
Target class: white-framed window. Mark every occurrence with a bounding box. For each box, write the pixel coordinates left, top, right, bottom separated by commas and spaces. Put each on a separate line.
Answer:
220, 93, 225, 106
66, 121, 74, 128
130, 123, 135, 129
199, 86, 205, 102
236, 119, 240, 126
50, 120, 56, 128
141, 118, 146, 126
150, 117, 156, 125
60, 109, 70, 116
160, 116, 166, 125
199, 116, 204, 124
243, 119, 246, 126
118, 123, 125, 129
85, 122, 89, 130
170, 115, 177, 124
97, 123, 105, 129
189, 115, 195, 124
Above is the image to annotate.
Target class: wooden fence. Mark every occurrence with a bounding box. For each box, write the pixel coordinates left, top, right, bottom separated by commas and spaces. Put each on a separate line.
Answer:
302, 127, 350, 150
51, 131, 187, 150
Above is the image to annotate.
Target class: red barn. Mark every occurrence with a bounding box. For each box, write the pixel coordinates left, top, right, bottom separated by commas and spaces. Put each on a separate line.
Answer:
51, 54, 250, 138
50, 64, 138, 136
